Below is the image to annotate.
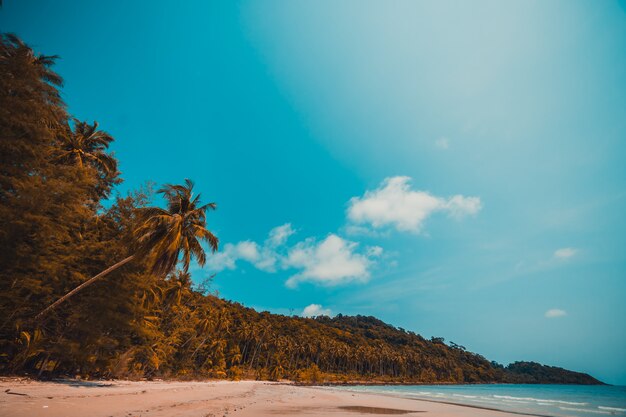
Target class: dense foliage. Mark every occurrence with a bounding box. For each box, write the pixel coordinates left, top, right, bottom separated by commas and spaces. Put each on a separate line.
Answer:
503, 361, 602, 385
0, 34, 603, 385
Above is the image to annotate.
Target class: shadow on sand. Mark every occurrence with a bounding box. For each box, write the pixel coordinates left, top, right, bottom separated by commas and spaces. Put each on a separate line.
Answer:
49, 379, 114, 388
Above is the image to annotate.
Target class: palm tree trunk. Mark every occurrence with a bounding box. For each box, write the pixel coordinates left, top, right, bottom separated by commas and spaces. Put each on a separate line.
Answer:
35, 255, 135, 321
37, 352, 51, 378
191, 336, 210, 359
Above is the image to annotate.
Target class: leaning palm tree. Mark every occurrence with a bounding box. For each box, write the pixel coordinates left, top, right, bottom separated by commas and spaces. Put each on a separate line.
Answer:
54, 118, 118, 174
35, 179, 218, 321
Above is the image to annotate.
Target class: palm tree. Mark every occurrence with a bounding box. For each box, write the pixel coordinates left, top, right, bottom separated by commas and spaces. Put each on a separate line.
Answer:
1, 33, 63, 90
35, 179, 218, 321
54, 119, 117, 174
162, 271, 193, 308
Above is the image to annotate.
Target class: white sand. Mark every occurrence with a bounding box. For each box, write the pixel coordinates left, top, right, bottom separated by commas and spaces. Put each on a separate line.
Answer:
0, 378, 529, 417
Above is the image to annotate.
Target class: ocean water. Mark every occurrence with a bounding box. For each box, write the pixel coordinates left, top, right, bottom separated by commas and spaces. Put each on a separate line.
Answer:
333, 384, 626, 417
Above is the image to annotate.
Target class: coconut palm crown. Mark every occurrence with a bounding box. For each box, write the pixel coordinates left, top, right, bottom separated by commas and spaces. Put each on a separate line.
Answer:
55, 119, 118, 174
134, 179, 219, 277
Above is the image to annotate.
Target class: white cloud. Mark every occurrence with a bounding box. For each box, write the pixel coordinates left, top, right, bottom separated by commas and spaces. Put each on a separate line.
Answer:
205, 224, 293, 272
205, 226, 379, 288
544, 308, 567, 319
284, 234, 373, 288
554, 247, 577, 259
444, 195, 482, 219
301, 304, 332, 317
205, 241, 258, 271
236, 241, 260, 262
435, 137, 450, 150
347, 176, 482, 233
545, 309, 567, 318
268, 223, 295, 246
252, 250, 278, 272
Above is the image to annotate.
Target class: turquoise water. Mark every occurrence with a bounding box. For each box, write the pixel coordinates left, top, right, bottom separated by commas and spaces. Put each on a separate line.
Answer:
334, 384, 626, 417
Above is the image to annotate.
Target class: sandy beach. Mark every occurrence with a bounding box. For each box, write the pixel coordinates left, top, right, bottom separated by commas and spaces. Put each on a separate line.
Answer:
0, 379, 530, 417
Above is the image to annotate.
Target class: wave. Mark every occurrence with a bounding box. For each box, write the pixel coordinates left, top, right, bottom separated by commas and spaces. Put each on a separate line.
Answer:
335, 385, 626, 417
559, 406, 612, 415
493, 394, 589, 406
452, 394, 478, 399
598, 406, 626, 412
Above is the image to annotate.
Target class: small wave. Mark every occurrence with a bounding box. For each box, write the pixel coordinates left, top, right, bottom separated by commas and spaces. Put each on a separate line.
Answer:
470, 399, 501, 404
559, 407, 611, 415
494, 395, 588, 406
452, 394, 478, 398
598, 406, 626, 412
500, 399, 531, 404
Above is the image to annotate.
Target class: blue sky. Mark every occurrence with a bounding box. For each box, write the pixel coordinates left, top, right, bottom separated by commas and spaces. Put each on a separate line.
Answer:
2, 0, 625, 384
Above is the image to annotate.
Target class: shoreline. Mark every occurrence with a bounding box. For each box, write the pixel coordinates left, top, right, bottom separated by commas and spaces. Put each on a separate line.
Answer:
320, 387, 549, 417
313, 381, 608, 386
0, 378, 537, 417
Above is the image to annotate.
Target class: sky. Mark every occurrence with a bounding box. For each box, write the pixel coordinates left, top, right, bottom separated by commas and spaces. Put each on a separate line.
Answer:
2, 0, 625, 384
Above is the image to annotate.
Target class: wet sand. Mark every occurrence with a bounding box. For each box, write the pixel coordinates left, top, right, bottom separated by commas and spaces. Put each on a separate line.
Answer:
0, 378, 530, 417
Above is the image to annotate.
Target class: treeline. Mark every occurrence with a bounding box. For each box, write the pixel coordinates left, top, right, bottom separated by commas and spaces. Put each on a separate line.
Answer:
503, 361, 603, 385
0, 34, 603, 385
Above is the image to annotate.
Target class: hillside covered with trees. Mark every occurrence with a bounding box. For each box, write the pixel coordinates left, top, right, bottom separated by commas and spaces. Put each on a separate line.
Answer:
0, 34, 603, 385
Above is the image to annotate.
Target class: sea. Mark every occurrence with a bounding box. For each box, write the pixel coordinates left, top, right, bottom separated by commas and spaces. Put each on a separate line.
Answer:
333, 384, 626, 417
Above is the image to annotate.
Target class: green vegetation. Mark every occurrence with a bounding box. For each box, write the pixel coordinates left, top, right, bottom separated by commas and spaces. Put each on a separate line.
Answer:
0, 34, 603, 385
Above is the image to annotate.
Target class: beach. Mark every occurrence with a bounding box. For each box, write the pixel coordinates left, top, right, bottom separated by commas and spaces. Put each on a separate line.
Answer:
0, 379, 527, 417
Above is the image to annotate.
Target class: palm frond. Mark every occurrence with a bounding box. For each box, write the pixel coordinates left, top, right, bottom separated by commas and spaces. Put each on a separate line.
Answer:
135, 207, 169, 219
198, 202, 217, 211
188, 237, 207, 266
